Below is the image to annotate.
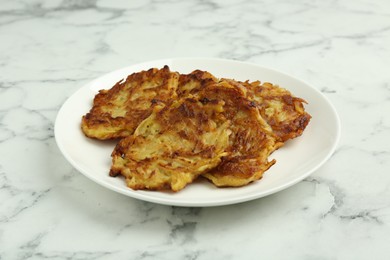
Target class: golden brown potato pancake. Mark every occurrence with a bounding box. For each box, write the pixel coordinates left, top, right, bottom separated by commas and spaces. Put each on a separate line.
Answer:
109, 81, 280, 191
223, 79, 311, 142
81, 67, 218, 140
81, 66, 180, 140
178, 75, 311, 143
197, 81, 280, 187
110, 96, 231, 191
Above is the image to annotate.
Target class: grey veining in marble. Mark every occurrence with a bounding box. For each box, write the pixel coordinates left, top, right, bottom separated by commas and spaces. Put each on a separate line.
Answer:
1, 0, 390, 259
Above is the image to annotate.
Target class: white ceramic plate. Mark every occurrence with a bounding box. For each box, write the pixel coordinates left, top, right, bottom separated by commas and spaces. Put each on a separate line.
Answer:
55, 58, 340, 207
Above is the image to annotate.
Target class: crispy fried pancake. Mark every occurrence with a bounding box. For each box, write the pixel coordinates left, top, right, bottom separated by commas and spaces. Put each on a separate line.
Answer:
204, 79, 311, 187
223, 79, 311, 142
178, 75, 311, 143
81, 67, 218, 140
82, 66, 311, 190
177, 69, 218, 97
110, 97, 231, 191
110, 81, 280, 191
81, 66, 179, 140
197, 81, 280, 187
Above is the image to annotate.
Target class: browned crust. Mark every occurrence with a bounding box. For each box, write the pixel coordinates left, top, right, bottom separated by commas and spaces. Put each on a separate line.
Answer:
233, 80, 311, 142
81, 66, 179, 140
109, 93, 232, 191
81, 66, 312, 190
192, 81, 279, 187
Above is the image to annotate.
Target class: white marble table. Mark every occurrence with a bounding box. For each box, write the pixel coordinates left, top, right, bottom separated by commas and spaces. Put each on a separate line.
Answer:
1, 0, 390, 259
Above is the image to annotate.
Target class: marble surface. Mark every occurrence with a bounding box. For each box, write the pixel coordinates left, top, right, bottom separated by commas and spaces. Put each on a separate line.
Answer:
1, 0, 390, 259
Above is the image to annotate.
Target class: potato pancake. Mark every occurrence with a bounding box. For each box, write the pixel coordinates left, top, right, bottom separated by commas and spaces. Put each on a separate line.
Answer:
197, 81, 280, 187
178, 76, 311, 143
228, 79, 311, 142
110, 81, 279, 191
109, 97, 231, 191
203, 79, 310, 186
81, 66, 179, 140
81, 67, 218, 140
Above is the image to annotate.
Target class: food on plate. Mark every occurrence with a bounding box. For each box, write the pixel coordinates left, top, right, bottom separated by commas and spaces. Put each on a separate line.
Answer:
197, 81, 281, 187
177, 69, 218, 97
109, 94, 231, 191
81, 67, 218, 140
110, 81, 280, 191
235, 80, 311, 142
81, 66, 311, 191
81, 66, 179, 140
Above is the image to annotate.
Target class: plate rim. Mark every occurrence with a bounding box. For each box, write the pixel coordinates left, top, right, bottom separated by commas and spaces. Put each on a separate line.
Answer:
54, 57, 341, 207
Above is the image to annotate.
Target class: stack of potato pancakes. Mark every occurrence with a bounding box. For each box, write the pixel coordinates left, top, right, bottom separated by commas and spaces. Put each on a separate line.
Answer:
81, 66, 311, 192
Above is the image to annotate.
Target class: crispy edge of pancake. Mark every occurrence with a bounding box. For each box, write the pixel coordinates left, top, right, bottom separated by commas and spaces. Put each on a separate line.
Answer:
177, 69, 218, 97
202, 157, 276, 187
203, 79, 311, 187
109, 97, 232, 192
191, 81, 280, 187
81, 66, 179, 140
178, 74, 311, 143
223, 79, 311, 142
